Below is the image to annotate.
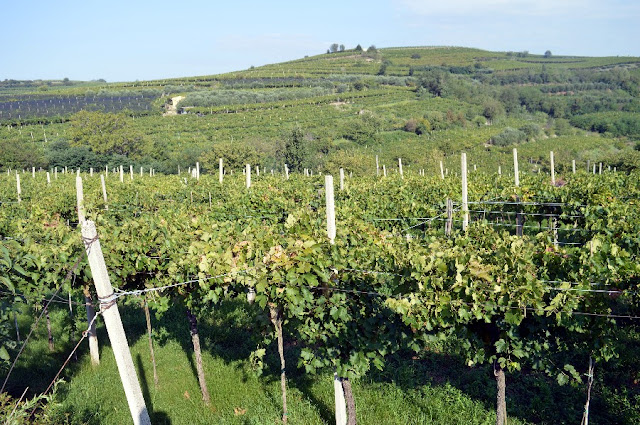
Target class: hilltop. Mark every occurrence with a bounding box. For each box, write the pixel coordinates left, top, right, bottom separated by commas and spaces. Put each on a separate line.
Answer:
1, 46, 639, 175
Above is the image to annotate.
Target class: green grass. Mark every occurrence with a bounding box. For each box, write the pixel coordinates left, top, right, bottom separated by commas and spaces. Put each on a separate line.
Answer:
5, 295, 639, 424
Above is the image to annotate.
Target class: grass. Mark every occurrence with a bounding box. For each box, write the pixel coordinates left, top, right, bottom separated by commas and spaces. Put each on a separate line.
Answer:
3, 295, 639, 424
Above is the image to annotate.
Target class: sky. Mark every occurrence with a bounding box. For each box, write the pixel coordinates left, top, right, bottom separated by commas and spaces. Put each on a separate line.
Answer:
2, 0, 639, 82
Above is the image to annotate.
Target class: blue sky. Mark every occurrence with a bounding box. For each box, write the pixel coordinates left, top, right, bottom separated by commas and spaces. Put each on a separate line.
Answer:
3, 0, 639, 82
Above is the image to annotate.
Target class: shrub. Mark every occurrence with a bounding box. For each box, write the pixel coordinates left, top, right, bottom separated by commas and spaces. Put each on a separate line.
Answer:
491, 127, 526, 146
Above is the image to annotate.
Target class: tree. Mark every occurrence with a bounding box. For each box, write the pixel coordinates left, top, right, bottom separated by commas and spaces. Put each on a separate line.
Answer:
68, 111, 150, 159
367, 45, 377, 53
377, 60, 391, 76
278, 126, 309, 172
199, 141, 259, 171
482, 99, 504, 124
354, 44, 363, 52
339, 44, 345, 52
330, 43, 339, 53
544, 50, 552, 58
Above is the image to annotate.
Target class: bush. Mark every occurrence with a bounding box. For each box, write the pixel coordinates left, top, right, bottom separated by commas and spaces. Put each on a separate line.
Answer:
519, 123, 543, 140
472, 116, 487, 127
491, 127, 526, 146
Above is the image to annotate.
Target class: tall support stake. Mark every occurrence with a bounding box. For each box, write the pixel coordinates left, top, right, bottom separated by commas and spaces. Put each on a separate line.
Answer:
219, 158, 224, 183
513, 148, 519, 187
339, 168, 344, 191
246, 164, 251, 188
76, 177, 100, 366
383, 165, 387, 177
572, 160, 576, 174
16, 174, 21, 203
440, 161, 445, 179
461, 153, 469, 231
196, 162, 200, 181
599, 162, 602, 175
120, 165, 124, 183
284, 164, 289, 180
81, 221, 151, 425
325, 176, 336, 244
398, 158, 404, 179
130, 165, 133, 180
101, 174, 108, 210
550, 151, 555, 185
516, 196, 524, 237
325, 176, 345, 424
46, 172, 51, 185
445, 198, 453, 236
375, 155, 379, 176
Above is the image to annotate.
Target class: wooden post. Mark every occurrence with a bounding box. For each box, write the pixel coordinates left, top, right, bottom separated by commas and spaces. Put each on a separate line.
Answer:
284, 164, 289, 180
572, 159, 576, 174
461, 153, 469, 231
550, 151, 555, 185
208, 192, 212, 209
398, 158, 403, 179
32, 167, 35, 178
196, 162, 200, 181
105, 165, 108, 177
599, 163, 602, 175
16, 174, 21, 203
513, 148, 519, 187
129, 165, 133, 180
440, 161, 444, 179
375, 155, 379, 176
339, 168, 344, 191
445, 198, 453, 236
587, 160, 590, 172
55, 167, 58, 179
120, 165, 124, 183
498, 165, 502, 175
140, 167, 143, 177
246, 164, 251, 188
383, 165, 387, 177
81, 221, 151, 425
46, 172, 51, 185
593, 164, 596, 174
256, 165, 259, 176
101, 175, 108, 210
219, 158, 224, 183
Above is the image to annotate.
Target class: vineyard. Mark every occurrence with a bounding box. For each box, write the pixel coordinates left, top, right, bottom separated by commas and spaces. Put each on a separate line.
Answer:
1, 160, 639, 424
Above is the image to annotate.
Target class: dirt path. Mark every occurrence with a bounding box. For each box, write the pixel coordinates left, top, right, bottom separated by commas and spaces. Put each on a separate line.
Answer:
163, 96, 185, 116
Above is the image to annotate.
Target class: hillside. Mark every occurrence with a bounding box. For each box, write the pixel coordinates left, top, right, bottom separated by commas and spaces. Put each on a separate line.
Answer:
1, 46, 639, 175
